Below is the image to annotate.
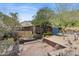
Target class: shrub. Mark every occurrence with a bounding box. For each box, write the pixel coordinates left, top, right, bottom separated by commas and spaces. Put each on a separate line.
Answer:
33, 34, 42, 39
43, 32, 52, 37
0, 32, 4, 40
3, 32, 12, 39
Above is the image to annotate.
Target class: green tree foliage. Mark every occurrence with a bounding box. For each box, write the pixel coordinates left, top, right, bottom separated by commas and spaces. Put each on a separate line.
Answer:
32, 7, 54, 26
51, 4, 79, 28
32, 4, 79, 33
32, 7, 54, 34
0, 12, 20, 34
10, 13, 20, 26
0, 12, 20, 27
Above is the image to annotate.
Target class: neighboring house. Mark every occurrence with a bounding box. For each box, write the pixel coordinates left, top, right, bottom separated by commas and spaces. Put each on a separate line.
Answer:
20, 21, 33, 31
17, 21, 33, 38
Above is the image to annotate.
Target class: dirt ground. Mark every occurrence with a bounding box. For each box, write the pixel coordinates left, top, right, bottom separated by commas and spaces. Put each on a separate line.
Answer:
18, 40, 55, 56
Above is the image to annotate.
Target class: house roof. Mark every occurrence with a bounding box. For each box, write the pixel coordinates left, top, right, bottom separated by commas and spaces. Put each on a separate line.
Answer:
21, 21, 33, 27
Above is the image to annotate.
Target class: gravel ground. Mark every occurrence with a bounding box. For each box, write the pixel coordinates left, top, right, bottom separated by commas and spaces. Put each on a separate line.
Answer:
19, 40, 55, 56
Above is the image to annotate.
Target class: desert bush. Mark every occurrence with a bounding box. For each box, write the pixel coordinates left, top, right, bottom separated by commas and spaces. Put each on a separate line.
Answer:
0, 32, 4, 40
0, 38, 14, 55
3, 32, 12, 39
43, 32, 52, 37
33, 34, 42, 39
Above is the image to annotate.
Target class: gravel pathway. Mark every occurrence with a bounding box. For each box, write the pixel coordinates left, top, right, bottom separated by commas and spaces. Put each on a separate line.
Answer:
19, 40, 54, 56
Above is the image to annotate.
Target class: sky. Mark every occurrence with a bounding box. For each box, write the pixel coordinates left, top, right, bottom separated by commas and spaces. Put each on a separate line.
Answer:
0, 3, 79, 22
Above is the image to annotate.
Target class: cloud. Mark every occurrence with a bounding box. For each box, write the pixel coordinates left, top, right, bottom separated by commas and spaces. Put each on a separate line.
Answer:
0, 4, 38, 22
18, 13, 35, 22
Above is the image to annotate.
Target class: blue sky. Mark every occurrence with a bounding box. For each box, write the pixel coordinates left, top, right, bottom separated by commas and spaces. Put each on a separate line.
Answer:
0, 3, 79, 22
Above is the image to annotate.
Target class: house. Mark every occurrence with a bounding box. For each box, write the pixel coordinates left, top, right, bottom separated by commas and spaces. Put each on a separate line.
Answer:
20, 21, 33, 31
17, 21, 33, 38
